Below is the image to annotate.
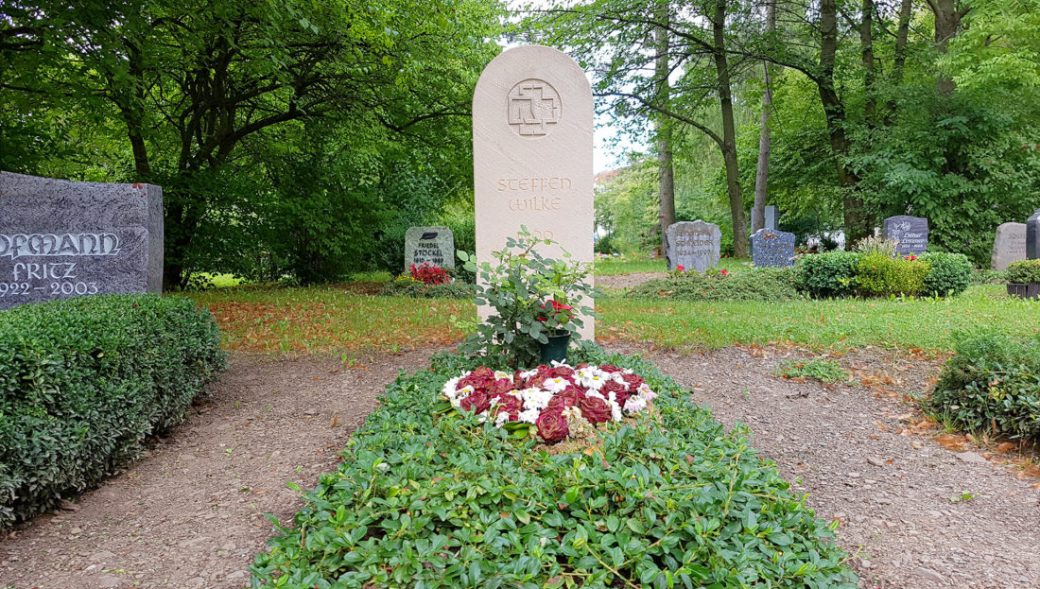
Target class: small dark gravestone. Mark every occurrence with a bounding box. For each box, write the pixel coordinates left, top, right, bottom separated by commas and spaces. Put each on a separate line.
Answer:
882, 215, 928, 256
992, 222, 1027, 270
751, 229, 796, 267
666, 221, 721, 273
404, 226, 455, 271
1027, 209, 1040, 260
0, 172, 163, 310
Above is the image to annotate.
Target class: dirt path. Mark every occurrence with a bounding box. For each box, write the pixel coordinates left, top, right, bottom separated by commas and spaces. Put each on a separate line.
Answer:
0, 350, 435, 589
636, 346, 1040, 589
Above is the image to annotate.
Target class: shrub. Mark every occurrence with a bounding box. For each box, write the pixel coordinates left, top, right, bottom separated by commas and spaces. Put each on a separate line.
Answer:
855, 253, 929, 297
928, 331, 1040, 442
971, 268, 1007, 285
629, 267, 801, 301
1006, 259, 1040, 284
0, 295, 226, 527
795, 252, 861, 298
380, 276, 475, 298
776, 359, 849, 384
920, 252, 972, 297
252, 347, 857, 588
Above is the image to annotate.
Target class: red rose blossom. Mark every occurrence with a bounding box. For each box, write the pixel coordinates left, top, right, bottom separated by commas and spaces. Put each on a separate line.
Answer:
551, 366, 576, 380
600, 379, 629, 405
536, 408, 569, 443
459, 389, 491, 414
492, 393, 523, 420
547, 386, 585, 411
579, 396, 613, 424
598, 364, 623, 374
621, 373, 645, 391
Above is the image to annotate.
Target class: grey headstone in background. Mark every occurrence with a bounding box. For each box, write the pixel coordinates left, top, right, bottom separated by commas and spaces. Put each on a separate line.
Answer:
0, 171, 163, 310
404, 226, 455, 271
765, 206, 778, 231
751, 229, 796, 267
991, 222, 1027, 270
1028, 209, 1040, 260
666, 221, 721, 273
882, 215, 929, 256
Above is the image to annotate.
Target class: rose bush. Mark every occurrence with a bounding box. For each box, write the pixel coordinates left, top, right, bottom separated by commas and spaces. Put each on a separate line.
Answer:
442, 362, 656, 443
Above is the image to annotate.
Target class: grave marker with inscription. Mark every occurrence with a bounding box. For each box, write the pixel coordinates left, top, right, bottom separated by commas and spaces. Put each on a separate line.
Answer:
751, 228, 796, 267
0, 171, 163, 310
666, 221, 721, 273
991, 222, 1027, 270
882, 215, 928, 256
473, 45, 594, 338
1028, 209, 1040, 260
404, 226, 455, 271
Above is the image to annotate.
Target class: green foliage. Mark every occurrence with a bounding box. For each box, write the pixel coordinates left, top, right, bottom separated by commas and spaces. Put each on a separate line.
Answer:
593, 160, 658, 256
971, 268, 1008, 285
0, 296, 226, 527
920, 252, 973, 297
855, 254, 930, 297
776, 359, 849, 384
251, 347, 857, 588
795, 252, 861, 298
380, 276, 475, 299
929, 330, 1040, 442
629, 268, 800, 301
459, 231, 594, 368
1006, 260, 1040, 284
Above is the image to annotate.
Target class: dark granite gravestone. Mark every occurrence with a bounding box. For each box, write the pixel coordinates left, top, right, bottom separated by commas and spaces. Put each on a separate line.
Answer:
0, 172, 163, 310
751, 229, 796, 267
404, 226, 455, 271
992, 222, 1027, 270
1027, 209, 1040, 260
666, 221, 720, 272
882, 215, 928, 256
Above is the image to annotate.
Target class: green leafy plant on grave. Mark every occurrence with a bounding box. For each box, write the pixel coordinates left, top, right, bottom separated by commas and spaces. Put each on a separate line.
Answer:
920, 252, 973, 297
629, 266, 801, 301
795, 251, 861, 298
776, 359, 850, 384
855, 253, 930, 297
458, 228, 594, 369
1006, 259, 1040, 284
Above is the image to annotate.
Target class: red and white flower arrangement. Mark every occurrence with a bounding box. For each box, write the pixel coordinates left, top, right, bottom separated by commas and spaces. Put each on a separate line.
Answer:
441, 362, 657, 443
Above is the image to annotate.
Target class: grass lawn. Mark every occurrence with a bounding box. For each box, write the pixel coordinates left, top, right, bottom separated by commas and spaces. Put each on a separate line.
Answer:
186, 283, 1038, 355
594, 256, 750, 275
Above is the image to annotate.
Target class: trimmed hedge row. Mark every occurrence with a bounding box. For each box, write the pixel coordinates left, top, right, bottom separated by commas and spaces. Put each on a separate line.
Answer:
252, 346, 857, 588
796, 251, 971, 299
0, 295, 226, 526
929, 331, 1040, 442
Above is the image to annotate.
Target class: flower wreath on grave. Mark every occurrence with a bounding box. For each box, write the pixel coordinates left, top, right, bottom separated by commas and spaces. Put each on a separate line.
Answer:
441, 361, 656, 444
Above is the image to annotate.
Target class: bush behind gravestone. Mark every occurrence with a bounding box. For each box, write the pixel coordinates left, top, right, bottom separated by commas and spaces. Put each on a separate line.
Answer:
795, 252, 860, 298
0, 295, 226, 527
928, 331, 1040, 443
919, 252, 972, 296
855, 253, 930, 297
251, 346, 857, 588
629, 268, 801, 301
1006, 259, 1040, 284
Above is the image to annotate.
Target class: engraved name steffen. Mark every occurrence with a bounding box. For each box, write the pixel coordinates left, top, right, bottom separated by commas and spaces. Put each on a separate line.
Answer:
507, 79, 562, 137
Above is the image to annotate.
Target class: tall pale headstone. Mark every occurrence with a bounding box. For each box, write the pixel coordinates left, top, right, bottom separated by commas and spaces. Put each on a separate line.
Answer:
473, 46, 594, 338
991, 222, 1027, 270
883, 215, 928, 256
666, 221, 721, 273
0, 172, 163, 310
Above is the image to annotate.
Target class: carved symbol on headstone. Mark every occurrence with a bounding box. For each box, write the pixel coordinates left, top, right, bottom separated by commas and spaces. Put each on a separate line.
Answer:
420, 231, 439, 240
507, 79, 562, 137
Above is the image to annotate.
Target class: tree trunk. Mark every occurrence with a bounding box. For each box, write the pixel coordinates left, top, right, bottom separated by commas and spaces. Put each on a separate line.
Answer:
752, 0, 776, 233
713, 0, 748, 258
819, 0, 870, 246
860, 0, 876, 126
928, 0, 967, 94
654, 5, 675, 257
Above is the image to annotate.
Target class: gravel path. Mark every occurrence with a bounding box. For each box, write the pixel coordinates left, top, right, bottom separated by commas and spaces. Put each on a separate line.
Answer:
0, 350, 434, 589
637, 346, 1040, 589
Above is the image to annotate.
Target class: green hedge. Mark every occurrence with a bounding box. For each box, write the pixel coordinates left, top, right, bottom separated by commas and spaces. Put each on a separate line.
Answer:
928, 331, 1040, 442
796, 251, 972, 299
795, 252, 860, 298
0, 295, 226, 526
1007, 259, 1040, 284
855, 253, 930, 297
252, 346, 856, 588
629, 267, 801, 301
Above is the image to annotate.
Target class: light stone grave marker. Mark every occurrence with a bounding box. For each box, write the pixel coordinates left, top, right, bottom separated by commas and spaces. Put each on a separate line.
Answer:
883, 215, 928, 256
991, 222, 1027, 270
751, 228, 796, 267
0, 171, 163, 310
666, 221, 721, 273
404, 226, 455, 271
472, 45, 594, 338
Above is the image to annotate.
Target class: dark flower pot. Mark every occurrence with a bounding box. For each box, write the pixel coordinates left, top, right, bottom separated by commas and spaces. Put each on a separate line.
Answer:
539, 331, 571, 364
1007, 283, 1040, 299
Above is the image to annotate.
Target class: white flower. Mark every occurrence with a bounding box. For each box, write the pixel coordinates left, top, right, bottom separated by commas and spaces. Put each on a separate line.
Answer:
622, 368, 634, 375
608, 400, 623, 421
623, 396, 648, 414
448, 385, 474, 407
520, 387, 553, 410
518, 408, 541, 423
550, 360, 572, 368
493, 370, 513, 382
586, 389, 606, 401
441, 377, 460, 399
637, 383, 657, 401
518, 368, 539, 380
543, 377, 569, 393
495, 411, 512, 426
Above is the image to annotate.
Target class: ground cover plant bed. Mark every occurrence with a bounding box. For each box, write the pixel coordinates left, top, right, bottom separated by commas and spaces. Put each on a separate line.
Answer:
628, 267, 801, 301
252, 346, 857, 588
0, 295, 225, 527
